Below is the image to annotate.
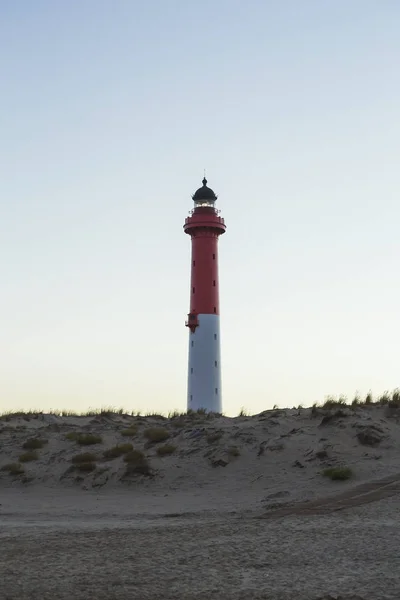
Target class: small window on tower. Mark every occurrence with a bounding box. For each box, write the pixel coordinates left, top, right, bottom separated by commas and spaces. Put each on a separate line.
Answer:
213, 253, 215, 259
191, 367, 193, 374
215, 360, 217, 367
214, 333, 217, 340
215, 388, 218, 395
190, 395, 193, 402
193, 260, 195, 266
192, 287, 195, 293
191, 340, 194, 347
213, 307, 216, 313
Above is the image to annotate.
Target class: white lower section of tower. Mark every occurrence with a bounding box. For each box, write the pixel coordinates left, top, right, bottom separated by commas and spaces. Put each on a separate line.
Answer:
187, 314, 222, 413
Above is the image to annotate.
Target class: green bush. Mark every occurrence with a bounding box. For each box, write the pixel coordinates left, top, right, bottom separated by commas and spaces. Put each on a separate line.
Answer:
19, 451, 39, 462
103, 443, 133, 459
72, 452, 97, 464
120, 427, 137, 437
322, 397, 347, 409
22, 438, 48, 450
1, 462, 24, 475
65, 432, 80, 441
144, 427, 170, 443
76, 462, 96, 472
156, 444, 176, 456
322, 467, 352, 481
123, 449, 151, 475
124, 449, 146, 463
66, 433, 102, 446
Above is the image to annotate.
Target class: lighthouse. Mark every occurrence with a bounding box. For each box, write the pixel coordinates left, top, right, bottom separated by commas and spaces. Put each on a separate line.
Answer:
184, 178, 226, 413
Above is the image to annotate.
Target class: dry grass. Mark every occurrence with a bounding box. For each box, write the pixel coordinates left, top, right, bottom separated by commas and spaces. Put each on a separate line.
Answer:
0, 410, 43, 422
322, 466, 352, 481
75, 462, 96, 472
103, 443, 133, 459
22, 437, 48, 450
1, 462, 25, 475
72, 452, 97, 464
156, 444, 176, 456
65, 433, 102, 445
144, 427, 170, 443
19, 451, 39, 462
123, 449, 151, 475
120, 427, 138, 437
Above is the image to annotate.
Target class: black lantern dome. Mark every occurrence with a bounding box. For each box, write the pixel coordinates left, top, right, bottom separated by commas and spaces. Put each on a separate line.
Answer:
192, 178, 217, 204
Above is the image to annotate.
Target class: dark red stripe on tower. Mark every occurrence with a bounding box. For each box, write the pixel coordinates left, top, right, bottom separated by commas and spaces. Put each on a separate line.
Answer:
184, 206, 226, 316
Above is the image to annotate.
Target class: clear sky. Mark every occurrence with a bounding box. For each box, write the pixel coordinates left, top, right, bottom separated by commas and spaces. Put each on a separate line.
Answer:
1, 1, 400, 416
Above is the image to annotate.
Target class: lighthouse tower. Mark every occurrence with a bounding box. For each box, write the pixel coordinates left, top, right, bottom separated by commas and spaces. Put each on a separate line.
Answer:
184, 178, 226, 413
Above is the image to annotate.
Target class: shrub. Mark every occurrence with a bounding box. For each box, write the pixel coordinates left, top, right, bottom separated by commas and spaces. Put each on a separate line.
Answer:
123, 449, 151, 475
22, 438, 48, 450
103, 443, 133, 459
311, 403, 319, 416
67, 433, 102, 446
207, 432, 222, 444
156, 444, 176, 456
120, 427, 137, 437
76, 462, 96, 472
72, 452, 97, 464
364, 393, 373, 405
322, 396, 347, 409
65, 432, 80, 441
171, 418, 186, 429
19, 451, 39, 463
379, 393, 391, 405
144, 427, 170, 443
124, 449, 146, 463
322, 467, 352, 481
1, 462, 24, 475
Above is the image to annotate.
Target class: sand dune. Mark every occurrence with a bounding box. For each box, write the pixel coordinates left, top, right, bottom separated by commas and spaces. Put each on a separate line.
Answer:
1, 403, 400, 599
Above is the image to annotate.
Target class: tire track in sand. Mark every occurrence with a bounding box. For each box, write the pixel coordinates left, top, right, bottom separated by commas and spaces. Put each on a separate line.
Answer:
260, 473, 400, 518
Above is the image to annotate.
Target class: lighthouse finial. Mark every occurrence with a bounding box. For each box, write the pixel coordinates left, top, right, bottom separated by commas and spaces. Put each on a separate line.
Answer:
202, 169, 207, 186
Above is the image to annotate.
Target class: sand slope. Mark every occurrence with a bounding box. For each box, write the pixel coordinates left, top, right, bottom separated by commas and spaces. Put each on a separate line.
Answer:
1, 404, 400, 599
1, 404, 400, 504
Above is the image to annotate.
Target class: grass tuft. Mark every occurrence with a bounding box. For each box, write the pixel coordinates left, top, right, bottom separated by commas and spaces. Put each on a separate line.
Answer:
322, 466, 352, 481
22, 438, 48, 450
120, 427, 137, 437
65, 433, 102, 445
322, 396, 348, 409
156, 444, 176, 456
76, 462, 96, 472
144, 427, 170, 443
19, 451, 39, 463
123, 449, 151, 475
72, 452, 97, 464
103, 443, 133, 459
1, 462, 25, 475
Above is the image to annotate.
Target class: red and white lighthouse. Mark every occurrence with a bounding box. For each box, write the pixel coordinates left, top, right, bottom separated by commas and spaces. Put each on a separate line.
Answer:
184, 178, 226, 412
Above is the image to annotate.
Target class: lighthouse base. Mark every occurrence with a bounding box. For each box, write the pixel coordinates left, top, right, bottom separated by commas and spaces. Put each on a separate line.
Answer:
187, 314, 222, 413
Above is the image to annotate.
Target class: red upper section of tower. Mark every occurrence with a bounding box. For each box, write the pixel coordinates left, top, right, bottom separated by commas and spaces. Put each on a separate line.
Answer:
184, 179, 226, 320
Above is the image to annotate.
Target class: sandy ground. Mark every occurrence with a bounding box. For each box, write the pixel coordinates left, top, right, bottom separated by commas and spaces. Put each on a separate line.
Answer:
1, 405, 400, 599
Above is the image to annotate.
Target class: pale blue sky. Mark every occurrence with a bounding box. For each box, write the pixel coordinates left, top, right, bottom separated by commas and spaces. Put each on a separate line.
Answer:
1, 1, 400, 415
